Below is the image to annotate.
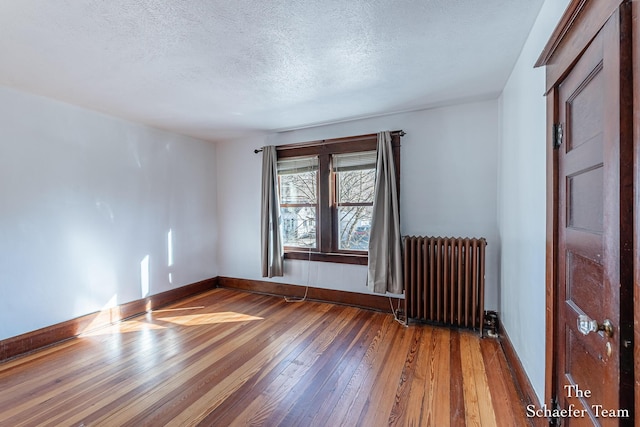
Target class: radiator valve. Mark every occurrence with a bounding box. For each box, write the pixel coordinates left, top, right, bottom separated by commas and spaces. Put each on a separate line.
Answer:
483, 311, 499, 338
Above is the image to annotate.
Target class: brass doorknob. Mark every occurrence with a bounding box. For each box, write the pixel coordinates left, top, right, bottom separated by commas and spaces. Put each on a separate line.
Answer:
577, 314, 614, 338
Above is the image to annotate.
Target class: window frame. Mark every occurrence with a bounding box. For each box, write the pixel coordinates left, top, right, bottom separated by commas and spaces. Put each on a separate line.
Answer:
276, 131, 402, 265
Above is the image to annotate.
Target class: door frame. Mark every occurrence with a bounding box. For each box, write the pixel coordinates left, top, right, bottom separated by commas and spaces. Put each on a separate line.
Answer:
632, 0, 640, 421
536, 0, 635, 422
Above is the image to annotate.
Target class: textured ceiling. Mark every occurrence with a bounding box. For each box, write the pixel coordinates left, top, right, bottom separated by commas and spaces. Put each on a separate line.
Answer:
0, 0, 545, 141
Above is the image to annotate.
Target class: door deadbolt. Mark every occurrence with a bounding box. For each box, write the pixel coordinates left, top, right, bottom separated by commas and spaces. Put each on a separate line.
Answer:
577, 314, 614, 338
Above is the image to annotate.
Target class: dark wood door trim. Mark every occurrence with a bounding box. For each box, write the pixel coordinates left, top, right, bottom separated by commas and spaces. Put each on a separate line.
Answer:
632, 0, 640, 420
616, 3, 636, 419
536, 0, 626, 91
544, 86, 559, 410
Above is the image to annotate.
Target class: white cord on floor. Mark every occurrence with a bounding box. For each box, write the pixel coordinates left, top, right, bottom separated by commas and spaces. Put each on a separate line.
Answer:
285, 242, 312, 303
285, 285, 309, 303
389, 296, 407, 327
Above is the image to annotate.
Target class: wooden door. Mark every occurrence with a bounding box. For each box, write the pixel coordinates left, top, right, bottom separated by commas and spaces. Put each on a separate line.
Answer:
554, 6, 633, 426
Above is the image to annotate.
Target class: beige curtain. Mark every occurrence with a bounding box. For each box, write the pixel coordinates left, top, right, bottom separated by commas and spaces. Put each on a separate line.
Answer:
261, 146, 284, 277
367, 131, 402, 294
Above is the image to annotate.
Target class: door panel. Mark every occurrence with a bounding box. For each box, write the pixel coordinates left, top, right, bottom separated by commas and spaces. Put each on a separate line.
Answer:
566, 251, 603, 318
567, 165, 604, 232
555, 12, 622, 425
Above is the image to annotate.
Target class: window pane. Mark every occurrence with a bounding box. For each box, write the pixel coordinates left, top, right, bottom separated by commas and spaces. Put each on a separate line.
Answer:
281, 206, 317, 248
278, 155, 318, 248
279, 171, 317, 204
278, 156, 318, 175
338, 206, 372, 250
336, 153, 375, 251
333, 151, 377, 172
337, 168, 375, 203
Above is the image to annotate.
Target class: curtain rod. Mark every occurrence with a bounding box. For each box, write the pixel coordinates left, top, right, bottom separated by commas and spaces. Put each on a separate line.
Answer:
253, 130, 406, 153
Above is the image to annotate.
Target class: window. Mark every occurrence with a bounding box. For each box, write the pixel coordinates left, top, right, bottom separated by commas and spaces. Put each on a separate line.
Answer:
276, 132, 401, 265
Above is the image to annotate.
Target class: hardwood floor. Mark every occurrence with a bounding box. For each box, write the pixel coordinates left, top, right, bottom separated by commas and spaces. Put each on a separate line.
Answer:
0, 289, 531, 426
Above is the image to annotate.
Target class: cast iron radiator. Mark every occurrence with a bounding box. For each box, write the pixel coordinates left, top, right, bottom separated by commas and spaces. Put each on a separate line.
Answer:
403, 236, 487, 334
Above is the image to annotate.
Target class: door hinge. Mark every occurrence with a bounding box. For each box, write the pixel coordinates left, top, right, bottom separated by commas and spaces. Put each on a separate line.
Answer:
549, 396, 561, 426
553, 123, 564, 149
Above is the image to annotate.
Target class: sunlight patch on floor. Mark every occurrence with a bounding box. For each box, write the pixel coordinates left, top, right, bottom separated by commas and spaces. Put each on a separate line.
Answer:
79, 318, 167, 337
154, 312, 264, 326
78, 307, 263, 337
152, 306, 205, 313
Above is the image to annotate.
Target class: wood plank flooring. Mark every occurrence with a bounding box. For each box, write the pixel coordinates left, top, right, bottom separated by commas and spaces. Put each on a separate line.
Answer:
0, 288, 531, 426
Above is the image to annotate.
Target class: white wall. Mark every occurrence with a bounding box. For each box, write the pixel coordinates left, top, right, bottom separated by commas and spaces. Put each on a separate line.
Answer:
498, 0, 570, 404
216, 99, 500, 308
0, 87, 218, 341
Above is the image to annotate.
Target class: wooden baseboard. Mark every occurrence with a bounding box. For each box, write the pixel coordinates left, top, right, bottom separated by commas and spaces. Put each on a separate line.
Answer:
499, 320, 546, 427
217, 276, 395, 313
0, 277, 218, 363
1, 276, 396, 363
